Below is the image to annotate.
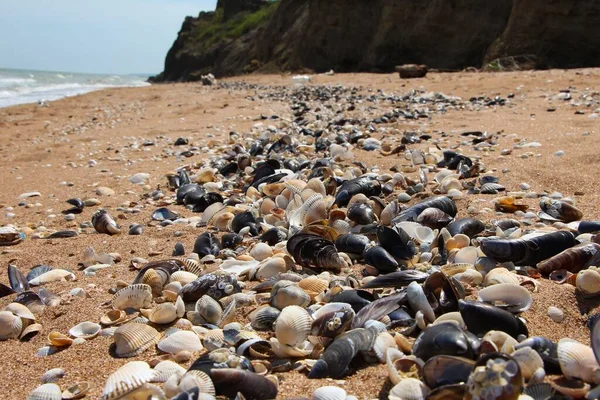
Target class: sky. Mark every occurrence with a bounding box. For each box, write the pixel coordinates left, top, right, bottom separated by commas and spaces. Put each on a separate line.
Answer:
0, 0, 216, 75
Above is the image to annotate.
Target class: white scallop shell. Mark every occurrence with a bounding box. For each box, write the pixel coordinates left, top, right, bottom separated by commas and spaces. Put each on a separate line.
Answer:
388, 377, 430, 400
414, 226, 435, 244
179, 370, 215, 395
27, 383, 62, 400
511, 347, 544, 380
0, 310, 23, 340
157, 330, 203, 354
372, 332, 398, 363
557, 338, 600, 384
4, 302, 36, 321
112, 284, 153, 310
275, 305, 313, 347
311, 386, 347, 400
69, 321, 101, 339
170, 271, 198, 286
407, 281, 435, 323
113, 323, 160, 358
101, 361, 155, 400
141, 303, 178, 325
29, 269, 76, 286
40, 368, 66, 384
453, 246, 479, 265
483, 267, 520, 286
477, 283, 533, 313
150, 360, 186, 383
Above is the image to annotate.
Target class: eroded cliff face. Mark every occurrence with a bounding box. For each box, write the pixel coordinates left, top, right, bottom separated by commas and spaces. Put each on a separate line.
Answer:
153, 0, 600, 81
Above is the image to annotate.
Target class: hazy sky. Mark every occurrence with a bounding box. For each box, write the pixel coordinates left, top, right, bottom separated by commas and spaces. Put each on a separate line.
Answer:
0, 0, 216, 75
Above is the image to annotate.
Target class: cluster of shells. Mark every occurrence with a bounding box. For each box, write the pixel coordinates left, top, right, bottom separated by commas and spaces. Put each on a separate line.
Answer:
3, 85, 600, 400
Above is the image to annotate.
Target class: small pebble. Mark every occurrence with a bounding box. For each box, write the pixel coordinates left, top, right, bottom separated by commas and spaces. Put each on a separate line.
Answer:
397, 193, 411, 203
547, 306, 564, 323
96, 187, 115, 196
64, 213, 75, 221
519, 183, 531, 190
554, 150, 565, 157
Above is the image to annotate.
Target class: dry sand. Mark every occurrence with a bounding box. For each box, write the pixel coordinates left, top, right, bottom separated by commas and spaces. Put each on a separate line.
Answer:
0, 69, 599, 399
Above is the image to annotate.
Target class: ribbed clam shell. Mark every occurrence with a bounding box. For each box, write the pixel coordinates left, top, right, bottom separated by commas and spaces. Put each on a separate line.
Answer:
36, 346, 60, 357
275, 305, 313, 346
112, 284, 152, 310
101, 361, 155, 400
114, 323, 160, 358
179, 370, 215, 395
29, 269, 75, 286
4, 302, 36, 321
388, 378, 430, 400
477, 283, 533, 313
40, 368, 65, 384
250, 306, 280, 331
27, 383, 62, 400
141, 269, 165, 297
576, 269, 600, 297
511, 347, 544, 380
481, 183, 506, 194
311, 386, 347, 400
195, 295, 222, 325
61, 382, 90, 400
170, 271, 198, 286
157, 330, 203, 354
483, 267, 520, 286
182, 258, 204, 276
407, 281, 435, 323
557, 338, 600, 384
151, 360, 186, 383
298, 276, 329, 295
142, 303, 178, 325
523, 382, 555, 400
69, 321, 101, 339
414, 226, 435, 244
373, 332, 398, 363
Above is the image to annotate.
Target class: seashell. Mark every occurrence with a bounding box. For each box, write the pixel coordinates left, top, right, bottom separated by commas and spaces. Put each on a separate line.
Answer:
299, 276, 329, 297
69, 321, 101, 339
141, 302, 178, 325
112, 284, 153, 310
432, 312, 466, 329
91, 209, 120, 235
250, 242, 274, 261
141, 269, 166, 298
557, 338, 600, 384
179, 370, 215, 395
386, 348, 423, 385
101, 361, 155, 400
539, 197, 583, 222
481, 330, 518, 354
523, 383, 555, 400
576, 269, 600, 297
114, 323, 160, 358
511, 347, 544, 381
40, 368, 66, 383
372, 332, 397, 363
48, 331, 73, 347
158, 330, 203, 354
483, 267, 520, 287
29, 269, 75, 286
423, 355, 474, 389
170, 271, 198, 286
453, 246, 478, 265
477, 283, 533, 313
100, 310, 133, 326
250, 306, 280, 331
480, 183, 505, 194
275, 305, 312, 347
311, 386, 347, 400
388, 378, 430, 400
27, 383, 62, 400
440, 177, 462, 194
151, 360, 186, 383
255, 257, 289, 280
61, 382, 90, 400
466, 353, 523, 400
549, 376, 591, 398
271, 281, 311, 310
4, 301, 36, 321
195, 295, 222, 325
36, 345, 61, 357
407, 281, 435, 323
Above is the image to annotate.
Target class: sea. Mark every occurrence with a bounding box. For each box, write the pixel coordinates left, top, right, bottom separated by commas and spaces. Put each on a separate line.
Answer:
0, 68, 151, 108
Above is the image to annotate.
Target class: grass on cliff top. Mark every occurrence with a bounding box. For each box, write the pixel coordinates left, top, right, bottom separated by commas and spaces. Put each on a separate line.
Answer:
193, 2, 278, 51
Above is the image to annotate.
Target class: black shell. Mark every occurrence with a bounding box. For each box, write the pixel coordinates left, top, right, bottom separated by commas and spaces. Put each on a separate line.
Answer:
221, 233, 243, 249
363, 245, 398, 273
377, 226, 416, 260
360, 270, 428, 289
211, 368, 278, 400
176, 184, 204, 205
180, 272, 241, 303
8, 264, 29, 293
412, 322, 480, 362
192, 192, 225, 213
459, 300, 528, 338
347, 203, 375, 225
259, 228, 287, 246
392, 196, 457, 223
311, 309, 354, 338
446, 218, 485, 238
330, 289, 374, 313
231, 211, 259, 236
172, 242, 185, 257
286, 233, 346, 271
193, 232, 221, 257
335, 234, 370, 255
334, 177, 381, 207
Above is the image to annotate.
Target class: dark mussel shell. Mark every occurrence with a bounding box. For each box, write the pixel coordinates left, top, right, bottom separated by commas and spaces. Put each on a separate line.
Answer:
352, 291, 406, 329
187, 353, 218, 375
363, 245, 399, 274
539, 198, 583, 223
45, 230, 78, 239
387, 307, 418, 334
192, 192, 225, 213
423, 355, 475, 389
193, 232, 221, 257
249, 172, 288, 191
377, 226, 416, 260
360, 270, 428, 289
152, 207, 179, 221
465, 352, 523, 400
176, 184, 203, 204
172, 242, 185, 257
260, 228, 287, 246
180, 272, 241, 303
480, 231, 576, 266
218, 162, 238, 176
423, 271, 465, 316
347, 203, 375, 225
251, 306, 280, 331
330, 289, 374, 313
15, 290, 45, 314
426, 384, 467, 400
536, 243, 600, 275
459, 300, 528, 339
128, 224, 143, 235
231, 211, 259, 236
26, 265, 53, 283
221, 232, 243, 249
287, 233, 346, 271
335, 234, 370, 255
91, 210, 120, 235
0, 283, 15, 299
63, 198, 84, 214
334, 177, 381, 207
167, 169, 190, 190
308, 327, 377, 379
311, 309, 355, 338
446, 218, 485, 238
38, 288, 61, 307
211, 368, 278, 400
577, 221, 600, 234
493, 219, 521, 231
392, 196, 457, 224
8, 264, 29, 293
412, 322, 480, 362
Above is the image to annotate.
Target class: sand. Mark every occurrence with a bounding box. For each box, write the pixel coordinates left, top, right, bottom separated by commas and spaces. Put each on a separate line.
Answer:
0, 69, 599, 399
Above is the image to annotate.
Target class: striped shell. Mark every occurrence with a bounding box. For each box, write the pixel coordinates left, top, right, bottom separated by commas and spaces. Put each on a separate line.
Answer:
373, 332, 398, 363
312, 386, 347, 400
182, 258, 203, 276
112, 284, 152, 310
69, 321, 101, 339
480, 183, 506, 194
179, 370, 215, 395
576, 269, 600, 297
141, 269, 166, 297
275, 305, 313, 347
101, 361, 155, 400
151, 360, 186, 383
92, 209, 120, 235
170, 271, 198, 286
113, 323, 160, 358
40, 368, 66, 384
388, 378, 430, 400
298, 276, 329, 297
194, 295, 222, 325
157, 330, 203, 354
61, 382, 90, 400
27, 383, 62, 400
141, 303, 178, 325
557, 338, 600, 384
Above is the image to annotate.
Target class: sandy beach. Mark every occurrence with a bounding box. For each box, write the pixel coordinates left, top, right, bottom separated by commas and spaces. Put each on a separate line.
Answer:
0, 69, 599, 399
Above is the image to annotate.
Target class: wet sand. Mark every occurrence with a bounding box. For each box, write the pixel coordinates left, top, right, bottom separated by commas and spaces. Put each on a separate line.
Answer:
0, 69, 599, 399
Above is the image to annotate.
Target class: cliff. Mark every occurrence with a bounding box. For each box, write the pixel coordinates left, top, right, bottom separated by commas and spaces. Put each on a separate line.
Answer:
152, 0, 600, 81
